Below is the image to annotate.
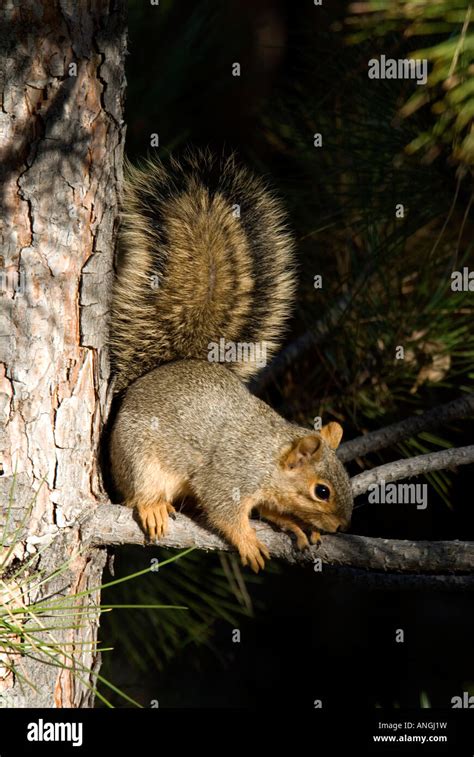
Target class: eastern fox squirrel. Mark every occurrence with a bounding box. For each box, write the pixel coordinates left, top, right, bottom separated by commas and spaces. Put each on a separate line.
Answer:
109, 149, 353, 571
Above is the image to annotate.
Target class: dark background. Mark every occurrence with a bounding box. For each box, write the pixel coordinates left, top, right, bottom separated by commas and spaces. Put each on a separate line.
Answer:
99, 0, 474, 709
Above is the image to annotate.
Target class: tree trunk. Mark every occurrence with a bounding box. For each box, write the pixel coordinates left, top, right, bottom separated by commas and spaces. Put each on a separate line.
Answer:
0, 0, 125, 707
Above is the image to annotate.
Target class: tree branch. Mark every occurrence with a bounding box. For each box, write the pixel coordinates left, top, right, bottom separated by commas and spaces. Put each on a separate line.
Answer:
338, 394, 474, 463
350, 444, 474, 497
80, 422, 474, 576
83, 504, 474, 575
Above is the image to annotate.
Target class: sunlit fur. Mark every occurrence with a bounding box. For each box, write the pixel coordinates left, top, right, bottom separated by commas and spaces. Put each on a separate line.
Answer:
109, 148, 296, 392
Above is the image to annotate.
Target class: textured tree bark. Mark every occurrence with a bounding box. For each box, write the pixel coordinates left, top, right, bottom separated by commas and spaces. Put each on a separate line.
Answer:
84, 505, 474, 576
0, 0, 125, 707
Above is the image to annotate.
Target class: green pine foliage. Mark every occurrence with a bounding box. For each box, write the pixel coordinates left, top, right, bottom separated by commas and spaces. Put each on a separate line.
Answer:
346, 0, 474, 166
99, 547, 254, 679
251, 5, 473, 495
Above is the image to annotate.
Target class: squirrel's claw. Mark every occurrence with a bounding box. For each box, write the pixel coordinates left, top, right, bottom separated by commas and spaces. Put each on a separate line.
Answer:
295, 532, 310, 550
310, 530, 322, 547
239, 537, 270, 573
135, 500, 173, 541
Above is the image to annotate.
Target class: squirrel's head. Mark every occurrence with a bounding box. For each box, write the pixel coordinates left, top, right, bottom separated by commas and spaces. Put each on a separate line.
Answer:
277, 423, 353, 534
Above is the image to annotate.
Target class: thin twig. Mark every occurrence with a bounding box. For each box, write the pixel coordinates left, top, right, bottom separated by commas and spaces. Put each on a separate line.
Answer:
448, 4, 472, 78
350, 444, 474, 497
452, 190, 474, 272
428, 171, 463, 259
338, 394, 474, 463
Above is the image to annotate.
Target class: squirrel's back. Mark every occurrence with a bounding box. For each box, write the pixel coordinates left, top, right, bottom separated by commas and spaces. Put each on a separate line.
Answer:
110, 149, 296, 391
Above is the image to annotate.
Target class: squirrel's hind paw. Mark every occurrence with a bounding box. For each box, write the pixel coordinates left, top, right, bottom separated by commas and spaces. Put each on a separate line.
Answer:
134, 499, 176, 541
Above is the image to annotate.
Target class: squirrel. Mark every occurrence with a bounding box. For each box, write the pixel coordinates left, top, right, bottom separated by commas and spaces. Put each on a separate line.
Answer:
109, 149, 353, 572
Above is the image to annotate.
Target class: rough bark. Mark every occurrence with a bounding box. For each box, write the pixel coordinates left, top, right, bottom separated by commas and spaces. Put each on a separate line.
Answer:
0, 0, 125, 707
84, 505, 474, 575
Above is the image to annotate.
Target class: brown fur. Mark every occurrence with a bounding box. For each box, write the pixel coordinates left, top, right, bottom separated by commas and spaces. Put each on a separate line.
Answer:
109, 151, 352, 571
109, 149, 296, 392
110, 360, 354, 572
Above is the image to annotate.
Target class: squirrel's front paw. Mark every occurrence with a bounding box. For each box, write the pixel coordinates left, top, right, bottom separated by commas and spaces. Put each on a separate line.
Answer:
294, 531, 310, 550
238, 536, 270, 573
310, 530, 322, 547
135, 500, 176, 541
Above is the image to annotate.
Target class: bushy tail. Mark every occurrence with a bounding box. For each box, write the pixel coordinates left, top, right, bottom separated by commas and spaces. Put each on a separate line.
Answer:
110, 148, 296, 392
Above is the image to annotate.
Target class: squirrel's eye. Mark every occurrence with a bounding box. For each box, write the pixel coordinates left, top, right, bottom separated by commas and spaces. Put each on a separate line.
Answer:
314, 484, 330, 501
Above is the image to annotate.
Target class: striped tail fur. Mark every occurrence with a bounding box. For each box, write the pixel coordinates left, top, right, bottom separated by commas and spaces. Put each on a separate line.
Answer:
110, 149, 296, 392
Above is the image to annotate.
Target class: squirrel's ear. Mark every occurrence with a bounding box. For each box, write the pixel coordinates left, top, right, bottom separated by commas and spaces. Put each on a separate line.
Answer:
282, 435, 322, 470
320, 421, 343, 450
